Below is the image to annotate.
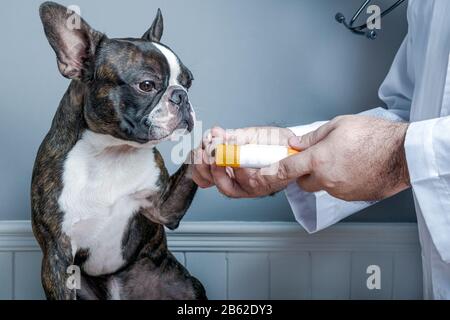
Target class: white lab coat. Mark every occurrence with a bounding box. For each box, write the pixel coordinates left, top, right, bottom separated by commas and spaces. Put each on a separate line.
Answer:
286, 0, 450, 299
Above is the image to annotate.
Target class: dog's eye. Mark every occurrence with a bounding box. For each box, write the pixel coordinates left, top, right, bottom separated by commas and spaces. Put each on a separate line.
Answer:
138, 80, 155, 93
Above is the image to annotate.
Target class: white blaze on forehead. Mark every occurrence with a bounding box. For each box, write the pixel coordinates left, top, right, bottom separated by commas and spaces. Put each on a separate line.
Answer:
152, 43, 182, 87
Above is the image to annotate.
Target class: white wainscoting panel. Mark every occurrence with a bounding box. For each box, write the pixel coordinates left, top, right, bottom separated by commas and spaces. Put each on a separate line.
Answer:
0, 252, 13, 299
0, 221, 422, 300
311, 252, 351, 299
186, 252, 228, 299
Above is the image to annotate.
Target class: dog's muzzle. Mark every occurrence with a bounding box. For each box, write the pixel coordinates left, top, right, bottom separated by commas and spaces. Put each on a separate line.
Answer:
140, 86, 195, 142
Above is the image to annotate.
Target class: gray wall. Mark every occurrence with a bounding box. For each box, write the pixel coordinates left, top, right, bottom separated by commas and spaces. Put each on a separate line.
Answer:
0, 0, 415, 222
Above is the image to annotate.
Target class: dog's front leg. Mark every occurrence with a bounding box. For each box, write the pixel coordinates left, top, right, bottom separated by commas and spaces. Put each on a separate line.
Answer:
143, 164, 197, 230
41, 242, 76, 300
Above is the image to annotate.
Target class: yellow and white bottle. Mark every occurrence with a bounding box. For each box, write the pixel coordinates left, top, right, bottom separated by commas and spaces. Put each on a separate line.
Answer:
215, 144, 299, 169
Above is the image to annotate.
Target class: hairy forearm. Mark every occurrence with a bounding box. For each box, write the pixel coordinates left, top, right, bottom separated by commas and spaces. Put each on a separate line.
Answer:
387, 122, 411, 196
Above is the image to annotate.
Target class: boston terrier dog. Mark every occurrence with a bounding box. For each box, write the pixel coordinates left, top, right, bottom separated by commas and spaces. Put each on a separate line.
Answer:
31, 2, 206, 300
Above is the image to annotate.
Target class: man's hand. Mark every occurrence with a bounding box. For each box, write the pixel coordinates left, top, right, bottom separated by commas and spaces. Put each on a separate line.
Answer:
191, 126, 296, 198
249, 115, 411, 201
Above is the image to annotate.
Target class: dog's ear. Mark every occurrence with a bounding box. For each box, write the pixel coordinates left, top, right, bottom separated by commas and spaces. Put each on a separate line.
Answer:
39, 2, 104, 80
142, 9, 164, 42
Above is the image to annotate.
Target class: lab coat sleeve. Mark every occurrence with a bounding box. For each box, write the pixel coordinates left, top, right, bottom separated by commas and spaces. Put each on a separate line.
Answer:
286, 108, 403, 233
405, 117, 450, 262
378, 35, 414, 121
286, 36, 413, 233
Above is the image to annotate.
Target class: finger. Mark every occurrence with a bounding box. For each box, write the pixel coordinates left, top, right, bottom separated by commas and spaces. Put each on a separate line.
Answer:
227, 127, 284, 145
203, 145, 216, 166
223, 127, 260, 145
211, 164, 248, 198
191, 151, 214, 182
233, 167, 258, 182
211, 126, 227, 138
209, 127, 227, 146
192, 170, 214, 188
205, 127, 228, 160
201, 131, 212, 149
250, 150, 314, 187
225, 166, 236, 179
203, 127, 226, 149
197, 163, 214, 184
292, 122, 335, 150
297, 174, 322, 193
233, 167, 273, 194
189, 149, 214, 184
288, 136, 302, 150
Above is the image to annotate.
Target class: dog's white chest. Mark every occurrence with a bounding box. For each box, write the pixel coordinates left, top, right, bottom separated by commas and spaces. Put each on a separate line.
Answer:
58, 131, 161, 276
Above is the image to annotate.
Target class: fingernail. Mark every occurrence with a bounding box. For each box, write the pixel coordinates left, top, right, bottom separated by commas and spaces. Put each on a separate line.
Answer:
289, 136, 302, 149
249, 178, 257, 188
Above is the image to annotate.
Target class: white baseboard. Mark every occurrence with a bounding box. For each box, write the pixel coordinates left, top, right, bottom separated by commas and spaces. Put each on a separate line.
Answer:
0, 221, 422, 300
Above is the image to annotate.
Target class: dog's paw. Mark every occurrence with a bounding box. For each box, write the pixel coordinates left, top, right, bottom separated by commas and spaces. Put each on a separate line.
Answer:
165, 220, 180, 230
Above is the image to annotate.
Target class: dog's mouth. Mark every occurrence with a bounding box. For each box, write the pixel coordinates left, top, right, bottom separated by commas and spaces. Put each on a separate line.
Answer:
129, 120, 192, 145
146, 119, 193, 143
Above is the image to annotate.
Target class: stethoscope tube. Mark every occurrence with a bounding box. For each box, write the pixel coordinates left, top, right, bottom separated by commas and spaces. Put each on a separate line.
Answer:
336, 0, 406, 40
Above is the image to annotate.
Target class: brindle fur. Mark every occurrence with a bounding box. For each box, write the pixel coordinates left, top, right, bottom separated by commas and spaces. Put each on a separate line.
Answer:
32, 2, 205, 300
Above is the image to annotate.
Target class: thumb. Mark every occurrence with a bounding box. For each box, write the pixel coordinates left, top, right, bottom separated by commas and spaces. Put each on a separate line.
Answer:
291, 121, 335, 150
288, 136, 302, 150
250, 150, 313, 188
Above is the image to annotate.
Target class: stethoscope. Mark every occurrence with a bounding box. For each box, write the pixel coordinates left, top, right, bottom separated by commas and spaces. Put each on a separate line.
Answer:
336, 0, 406, 39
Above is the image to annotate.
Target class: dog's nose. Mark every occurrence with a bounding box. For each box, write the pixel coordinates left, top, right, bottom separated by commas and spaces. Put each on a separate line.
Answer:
169, 89, 188, 106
